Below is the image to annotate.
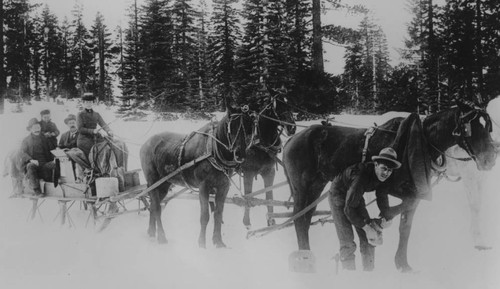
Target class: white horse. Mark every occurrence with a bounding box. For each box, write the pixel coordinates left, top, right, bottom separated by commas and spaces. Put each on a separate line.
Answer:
441, 145, 494, 250
440, 97, 500, 250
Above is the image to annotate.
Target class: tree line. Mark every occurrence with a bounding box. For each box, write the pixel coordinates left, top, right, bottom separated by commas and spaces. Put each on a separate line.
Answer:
1, 0, 499, 115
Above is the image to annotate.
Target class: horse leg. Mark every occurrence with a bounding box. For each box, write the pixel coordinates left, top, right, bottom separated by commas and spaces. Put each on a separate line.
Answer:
395, 198, 420, 272
213, 181, 229, 248
242, 171, 256, 229
463, 173, 491, 250
293, 179, 327, 250
198, 181, 210, 248
262, 166, 276, 226
148, 184, 169, 244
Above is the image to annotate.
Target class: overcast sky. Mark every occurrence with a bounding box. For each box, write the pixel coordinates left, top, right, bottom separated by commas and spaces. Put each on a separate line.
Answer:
37, 0, 414, 75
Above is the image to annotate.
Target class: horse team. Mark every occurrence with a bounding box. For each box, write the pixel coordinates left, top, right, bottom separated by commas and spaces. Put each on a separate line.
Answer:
140, 93, 498, 273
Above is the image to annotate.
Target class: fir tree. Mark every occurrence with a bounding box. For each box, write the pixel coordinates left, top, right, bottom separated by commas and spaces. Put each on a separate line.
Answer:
4, 0, 34, 100
90, 12, 114, 102
171, 0, 198, 107
209, 0, 240, 107
40, 4, 63, 100
119, 0, 147, 109
70, 2, 94, 97
141, 0, 174, 109
0, 0, 5, 112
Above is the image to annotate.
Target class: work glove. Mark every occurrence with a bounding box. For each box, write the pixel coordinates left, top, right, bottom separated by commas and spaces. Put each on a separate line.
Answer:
363, 220, 383, 246
374, 217, 392, 229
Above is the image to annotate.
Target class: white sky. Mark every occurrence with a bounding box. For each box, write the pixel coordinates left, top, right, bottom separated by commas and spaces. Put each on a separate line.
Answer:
37, 0, 413, 75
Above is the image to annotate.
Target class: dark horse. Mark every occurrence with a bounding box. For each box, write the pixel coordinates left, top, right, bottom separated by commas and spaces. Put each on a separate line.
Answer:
140, 106, 255, 247
283, 101, 497, 272
241, 94, 296, 228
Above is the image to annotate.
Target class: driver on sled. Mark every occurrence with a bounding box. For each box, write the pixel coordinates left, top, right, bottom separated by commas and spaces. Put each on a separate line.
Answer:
76, 93, 128, 192
328, 147, 401, 271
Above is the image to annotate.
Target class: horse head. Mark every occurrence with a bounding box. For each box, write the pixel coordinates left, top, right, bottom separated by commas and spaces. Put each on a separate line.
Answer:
453, 99, 497, 170
225, 103, 255, 163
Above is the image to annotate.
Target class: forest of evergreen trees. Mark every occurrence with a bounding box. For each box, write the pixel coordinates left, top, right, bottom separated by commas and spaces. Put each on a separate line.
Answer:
0, 0, 499, 115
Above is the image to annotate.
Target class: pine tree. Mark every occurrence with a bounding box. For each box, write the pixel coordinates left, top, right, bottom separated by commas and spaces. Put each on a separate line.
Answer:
40, 4, 63, 100
209, 0, 240, 107
237, 0, 269, 104
59, 17, 77, 99
4, 0, 33, 100
0, 0, 5, 113
171, 0, 198, 107
141, 0, 174, 110
29, 11, 43, 99
90, 12, 114, 103
193, 0, 211, 109
119, 0, 147, 109
70, 2, 94, 97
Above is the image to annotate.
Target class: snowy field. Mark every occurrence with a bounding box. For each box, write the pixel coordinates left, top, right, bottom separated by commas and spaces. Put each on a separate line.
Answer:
0, 100, 499, 289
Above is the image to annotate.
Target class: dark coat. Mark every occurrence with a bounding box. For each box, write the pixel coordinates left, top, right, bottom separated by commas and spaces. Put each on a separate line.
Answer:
59, 130, 79, 149
19, 134, 54, 172
330, 162, 388, 228
40, 120, 60, 149
76, 109, 110, 156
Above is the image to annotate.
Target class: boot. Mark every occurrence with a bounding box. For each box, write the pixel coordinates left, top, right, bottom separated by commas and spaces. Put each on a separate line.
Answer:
341, 257, 356, 270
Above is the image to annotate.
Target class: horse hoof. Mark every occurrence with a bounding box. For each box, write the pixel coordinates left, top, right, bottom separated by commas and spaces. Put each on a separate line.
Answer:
216, 242, 228, 249
245, 225, 252, 230
397, 265, 416, 273
474, 245, 492, 251
158, 235, 168, 244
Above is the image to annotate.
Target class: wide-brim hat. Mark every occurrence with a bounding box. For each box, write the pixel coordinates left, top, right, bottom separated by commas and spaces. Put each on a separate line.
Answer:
26, 118, 40, 131
371, 147, 402, 169
64, 114, 77, 124
82, 93, 95, 101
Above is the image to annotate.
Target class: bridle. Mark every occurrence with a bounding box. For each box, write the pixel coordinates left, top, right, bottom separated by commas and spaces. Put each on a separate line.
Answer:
249, 96, 295, 152
451, 106, 493, 163
226, 105, 252, 163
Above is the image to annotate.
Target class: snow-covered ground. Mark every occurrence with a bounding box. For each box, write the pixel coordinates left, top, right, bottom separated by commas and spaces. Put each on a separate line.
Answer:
0, 99, 499, 289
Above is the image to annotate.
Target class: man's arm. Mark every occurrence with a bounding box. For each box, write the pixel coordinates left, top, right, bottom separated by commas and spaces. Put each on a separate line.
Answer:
77, 113, 94, 135
344, 176, 370, 228
51, 122, 60, 137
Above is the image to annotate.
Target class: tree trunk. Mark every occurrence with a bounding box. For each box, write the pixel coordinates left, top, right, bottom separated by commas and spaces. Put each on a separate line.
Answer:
99, 28, 105, 102
475, 0, 483, 103
311, 0, 324, 73
427, 0, 439, 110
0, 0, 5, 114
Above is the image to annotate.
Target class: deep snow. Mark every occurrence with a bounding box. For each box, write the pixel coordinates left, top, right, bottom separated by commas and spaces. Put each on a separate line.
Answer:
0, 100, 499, 289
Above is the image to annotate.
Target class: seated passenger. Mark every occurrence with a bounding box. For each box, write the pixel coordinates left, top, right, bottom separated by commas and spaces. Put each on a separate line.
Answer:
59, 114, 90, 182
19, 118, 59, 196
40, 109, 60, 150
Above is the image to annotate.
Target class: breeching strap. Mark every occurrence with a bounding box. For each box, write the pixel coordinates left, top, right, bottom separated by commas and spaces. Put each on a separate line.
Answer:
109, 154, 211, 202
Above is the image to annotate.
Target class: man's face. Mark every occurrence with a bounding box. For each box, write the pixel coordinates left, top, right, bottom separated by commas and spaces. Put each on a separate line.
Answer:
67, 119, 77, 131
30, 123, 41, 136
83, 100, 94, 109
374, 162, 393, 182
41, 114, 51, 122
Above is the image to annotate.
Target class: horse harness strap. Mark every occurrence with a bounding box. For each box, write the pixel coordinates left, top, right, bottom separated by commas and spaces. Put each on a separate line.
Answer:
178, 131, 199, 192
362, 127, 377, 163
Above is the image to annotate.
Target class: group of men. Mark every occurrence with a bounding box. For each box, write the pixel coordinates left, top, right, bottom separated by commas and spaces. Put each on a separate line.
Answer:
17, 93, 114, 196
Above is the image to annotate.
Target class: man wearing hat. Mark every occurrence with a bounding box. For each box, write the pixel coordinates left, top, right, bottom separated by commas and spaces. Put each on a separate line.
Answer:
59, 114, 91, 182
328, 147, 401, 271
40, 109, 60, 150
19, 118, 57, 196
59, 114, 79, 150
76, 93, 114, 157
